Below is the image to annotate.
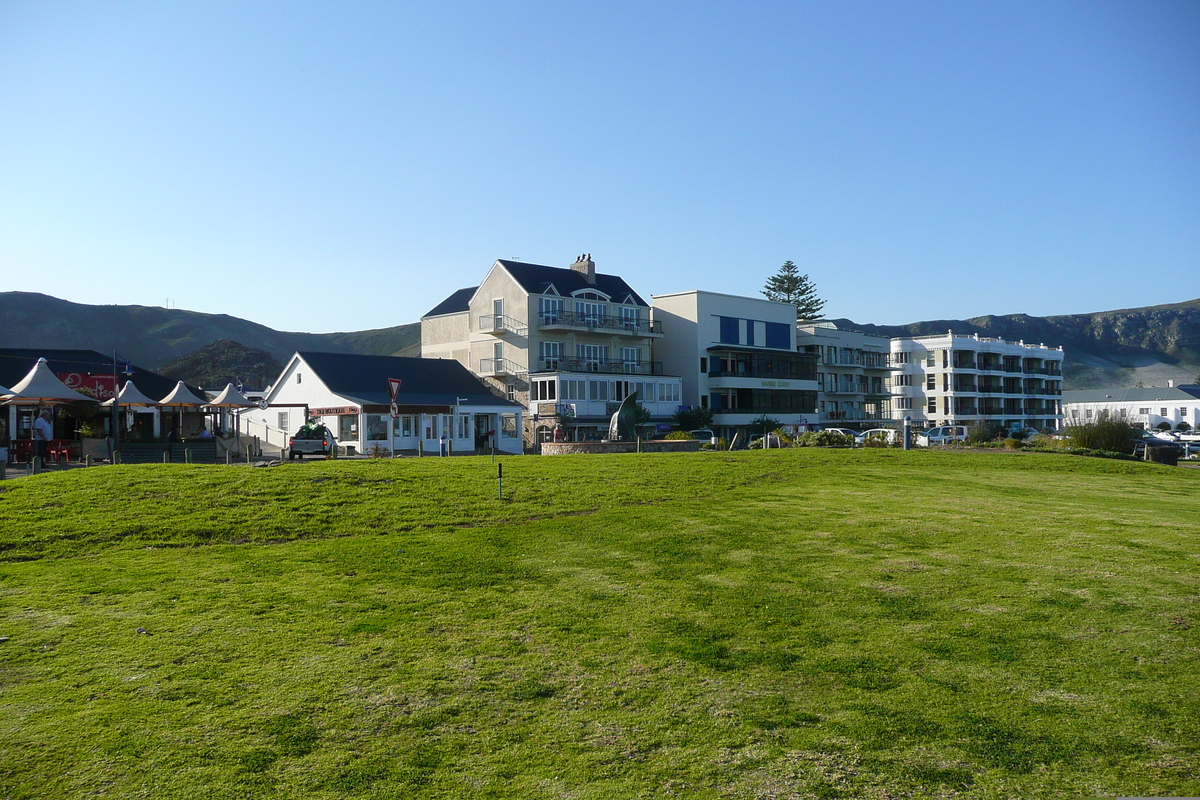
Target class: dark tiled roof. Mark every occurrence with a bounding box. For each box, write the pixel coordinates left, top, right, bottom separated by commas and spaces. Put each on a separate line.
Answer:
0, 348, 191, 401
296, 352, 521, 408
423, 287, 478, 318
496, 260, 648, 307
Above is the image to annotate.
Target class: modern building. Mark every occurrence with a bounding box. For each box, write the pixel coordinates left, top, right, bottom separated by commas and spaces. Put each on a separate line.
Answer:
889, 332, 1064, 431
1062, 384, 1200, 431
797, 322, 895, 429
239, 351, 525, 456
421, 256, 683, 445
650, 290, 819, 441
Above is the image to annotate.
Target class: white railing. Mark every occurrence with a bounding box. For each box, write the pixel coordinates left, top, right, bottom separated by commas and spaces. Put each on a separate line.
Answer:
239, 416, 290, 450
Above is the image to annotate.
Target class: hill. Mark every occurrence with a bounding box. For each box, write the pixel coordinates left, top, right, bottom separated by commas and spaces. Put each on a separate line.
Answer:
158, 339, 283, 390
0, 292, 420, 371
1, 450, 1197, 797
4, 290, 1200, 389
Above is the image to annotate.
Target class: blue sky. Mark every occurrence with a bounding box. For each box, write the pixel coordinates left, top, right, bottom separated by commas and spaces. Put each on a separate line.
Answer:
2, 1, 1197, 334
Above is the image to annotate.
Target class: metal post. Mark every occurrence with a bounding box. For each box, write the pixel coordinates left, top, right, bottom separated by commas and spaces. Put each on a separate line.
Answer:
226, 451, 232, 466
637, 436, 642, 453
497, 462, 503, 500
418, 440, 423, 457
163, 451, 169, 464
185, 448, 192, 464
33, 456, 42, 474
85, 455, 93, 468
903, 415, 912, 451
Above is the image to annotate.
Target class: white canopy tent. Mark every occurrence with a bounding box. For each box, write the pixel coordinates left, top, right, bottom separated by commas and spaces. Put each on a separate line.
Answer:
158, 381, 209, 437
102, 381, 163, 439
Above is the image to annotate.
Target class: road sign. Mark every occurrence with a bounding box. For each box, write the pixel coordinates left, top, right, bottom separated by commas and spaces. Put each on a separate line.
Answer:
388, 378, 403, 400
390, 402, 399, 419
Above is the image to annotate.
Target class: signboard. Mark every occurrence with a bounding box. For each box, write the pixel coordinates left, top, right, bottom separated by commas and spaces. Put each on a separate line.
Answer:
388, 378, 403, 400
390, 402, 399, 419
59, 373, 116, 401
309, 406, 359, 416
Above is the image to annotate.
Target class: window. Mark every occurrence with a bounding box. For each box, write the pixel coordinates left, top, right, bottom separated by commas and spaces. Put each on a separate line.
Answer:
619, 306, 641, 330
1161, 408, 1168, 417
296, 372, 302, 384
539, 297, 563, 324
699, 357, 707, 373
927, 398, 937, 413
577, 344, 607, 370
424, 414, 438, 439
817, 373, 825, 391
926, 374, 936, 390
339, 414, 357, 442
896, 398, 912, 410
563, 379, 585, 400
588, 380, 609, 401
576, 300, 605, 323
926, 352, 936, 367
506, 384, 516, 401
896, 374, 912, 387
642, 382, 656, 402
659, 382, 680, 403
825, 346, 836, 363
365, 415, 389, 441
621, 347, 640, 372
539, 341, 564, 370
1180, 408, 1188, 417
458, 415, 470, 439
719, 316, 740, 344
893, 351, 909, 364
277, 412, 290, 433
1138, 408, 1150, 415
501, 414, 518, 437
401, 415, 414, 437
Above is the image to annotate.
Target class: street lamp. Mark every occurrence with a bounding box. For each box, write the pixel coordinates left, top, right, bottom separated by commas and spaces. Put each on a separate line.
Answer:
111, 351, 133, 444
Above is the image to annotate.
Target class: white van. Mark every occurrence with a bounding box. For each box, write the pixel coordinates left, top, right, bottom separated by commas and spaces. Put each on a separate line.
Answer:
918, 425, 969, 446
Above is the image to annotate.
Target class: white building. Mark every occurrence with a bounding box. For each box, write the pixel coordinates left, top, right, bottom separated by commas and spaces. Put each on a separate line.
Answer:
1063, 384, 1200, 431
890, 332, 1065, 431
239, 352, 524, 456
650, 290, 819, 440
797, 322, 895, 429
421, 256, 683, 445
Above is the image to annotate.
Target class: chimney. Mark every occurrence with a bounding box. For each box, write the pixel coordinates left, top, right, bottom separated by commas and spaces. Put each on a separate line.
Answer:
570, 253, 596, 284
1168, 379, 1174, 388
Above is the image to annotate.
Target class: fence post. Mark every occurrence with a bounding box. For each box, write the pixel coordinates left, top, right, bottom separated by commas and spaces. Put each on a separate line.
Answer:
33, 456, 42, 475
226, 451, 233, 466
85, 455, 93, 468
185, 448, 192, 464
163, 451, 170, 464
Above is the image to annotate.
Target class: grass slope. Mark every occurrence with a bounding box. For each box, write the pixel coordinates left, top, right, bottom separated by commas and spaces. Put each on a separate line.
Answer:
1, 450, 1197, 798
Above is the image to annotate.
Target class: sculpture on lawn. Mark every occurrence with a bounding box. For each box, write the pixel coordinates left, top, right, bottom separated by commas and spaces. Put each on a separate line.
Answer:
607, 391, 640, 441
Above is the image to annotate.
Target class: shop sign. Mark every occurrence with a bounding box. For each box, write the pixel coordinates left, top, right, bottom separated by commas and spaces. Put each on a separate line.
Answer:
59, 373, 116, 401
310, 406, 359, 416
760, 380, 791, 388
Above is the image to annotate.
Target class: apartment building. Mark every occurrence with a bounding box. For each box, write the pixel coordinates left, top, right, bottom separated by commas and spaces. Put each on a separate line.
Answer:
421, 256, 683, 445
651, 290, 819, 441
797, 322, 895, 429
890, 331, 1064, 431
1063, 384, 1200, 431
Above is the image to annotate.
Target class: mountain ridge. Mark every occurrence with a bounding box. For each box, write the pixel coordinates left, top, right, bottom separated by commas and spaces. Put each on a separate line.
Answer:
4, 291, 1198, 390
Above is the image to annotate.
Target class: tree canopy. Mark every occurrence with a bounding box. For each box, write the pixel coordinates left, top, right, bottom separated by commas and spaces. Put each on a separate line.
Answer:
762, 261, 824, 320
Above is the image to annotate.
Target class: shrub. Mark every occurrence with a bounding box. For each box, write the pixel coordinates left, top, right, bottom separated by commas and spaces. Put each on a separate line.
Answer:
664, 430, 695, 440
1177, 421, 1191, 432
672, 407, 714, 432
772, 428, 795, 447
1002, 437, 1022, 450
367, 442, 391, 459
966, 421, 1003, 444
1155, 421, 1174, 431
796, 430, 854, 447
1066, 411, 1140, 454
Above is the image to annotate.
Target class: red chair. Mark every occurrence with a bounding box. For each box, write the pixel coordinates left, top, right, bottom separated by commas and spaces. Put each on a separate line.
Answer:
11, 440, 34, 464
49, 439, 71, 462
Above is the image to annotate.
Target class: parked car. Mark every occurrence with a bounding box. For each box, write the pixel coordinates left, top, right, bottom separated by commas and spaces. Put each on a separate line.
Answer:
855, 428, 900, 446
690, 429, 716, 441
917, 425, 969, 446
288, 424, 338, 459
822, 427, 858, 438
1132, 430, 1183, 460
749, 433, 783, 448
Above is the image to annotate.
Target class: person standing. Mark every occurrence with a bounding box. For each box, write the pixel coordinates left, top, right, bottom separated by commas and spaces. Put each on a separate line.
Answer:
33, 409, 53, 463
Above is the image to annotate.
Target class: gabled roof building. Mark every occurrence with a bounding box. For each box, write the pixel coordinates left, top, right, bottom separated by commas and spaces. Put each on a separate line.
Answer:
1063, 384, 1200, 431
239, 351, 524, 455
421, 256, 683, 445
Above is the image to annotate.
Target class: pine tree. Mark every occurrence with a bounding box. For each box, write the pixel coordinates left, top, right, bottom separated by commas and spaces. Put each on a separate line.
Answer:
762, 261, 824, 320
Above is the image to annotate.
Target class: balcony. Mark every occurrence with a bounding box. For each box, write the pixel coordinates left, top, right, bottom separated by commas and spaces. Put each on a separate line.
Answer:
478, 314, 529, 337
530, 356, 664, 376
479, 357, 526, 377
537, 311, 662, 337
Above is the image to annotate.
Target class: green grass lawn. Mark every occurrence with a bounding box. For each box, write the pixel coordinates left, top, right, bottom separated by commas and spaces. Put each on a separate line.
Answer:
1, 449, 1197, 798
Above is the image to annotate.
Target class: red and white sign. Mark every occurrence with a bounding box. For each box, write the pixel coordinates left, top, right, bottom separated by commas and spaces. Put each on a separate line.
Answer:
387, 378, 403, 400
59, 373, 116, 401
390, 402, 399, 419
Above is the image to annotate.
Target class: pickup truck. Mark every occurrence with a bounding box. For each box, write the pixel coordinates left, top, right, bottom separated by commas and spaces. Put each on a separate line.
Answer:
288, 424, 337, 459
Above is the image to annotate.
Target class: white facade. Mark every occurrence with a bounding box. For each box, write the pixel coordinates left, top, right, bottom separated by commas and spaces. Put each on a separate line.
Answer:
889, 332, 1065, 430
421, 257, 683, 444
239, 353, 524, 456
797, 322, 895, 428
651, 290, 819, 439
1063, 385, 1200, 431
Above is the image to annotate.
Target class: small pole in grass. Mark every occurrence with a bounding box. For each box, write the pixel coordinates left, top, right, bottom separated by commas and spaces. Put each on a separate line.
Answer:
226, 451, 232, 466
497, 461, 503, 500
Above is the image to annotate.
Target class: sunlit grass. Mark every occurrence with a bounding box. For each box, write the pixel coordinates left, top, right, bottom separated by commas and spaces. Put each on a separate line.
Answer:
1, 449, 1197, 798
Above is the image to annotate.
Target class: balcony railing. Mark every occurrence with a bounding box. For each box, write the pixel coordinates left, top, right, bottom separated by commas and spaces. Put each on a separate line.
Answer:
537, 311, 662, 336
479, 357, 526, 377
530, 356, 664, 376
478, 314, 529, 337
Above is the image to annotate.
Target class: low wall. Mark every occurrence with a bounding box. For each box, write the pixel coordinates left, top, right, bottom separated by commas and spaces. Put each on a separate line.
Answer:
541, 439, 701, 455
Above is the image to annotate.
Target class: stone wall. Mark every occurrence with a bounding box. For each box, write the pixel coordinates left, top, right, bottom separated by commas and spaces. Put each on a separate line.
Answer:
540, 439, 701, 455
